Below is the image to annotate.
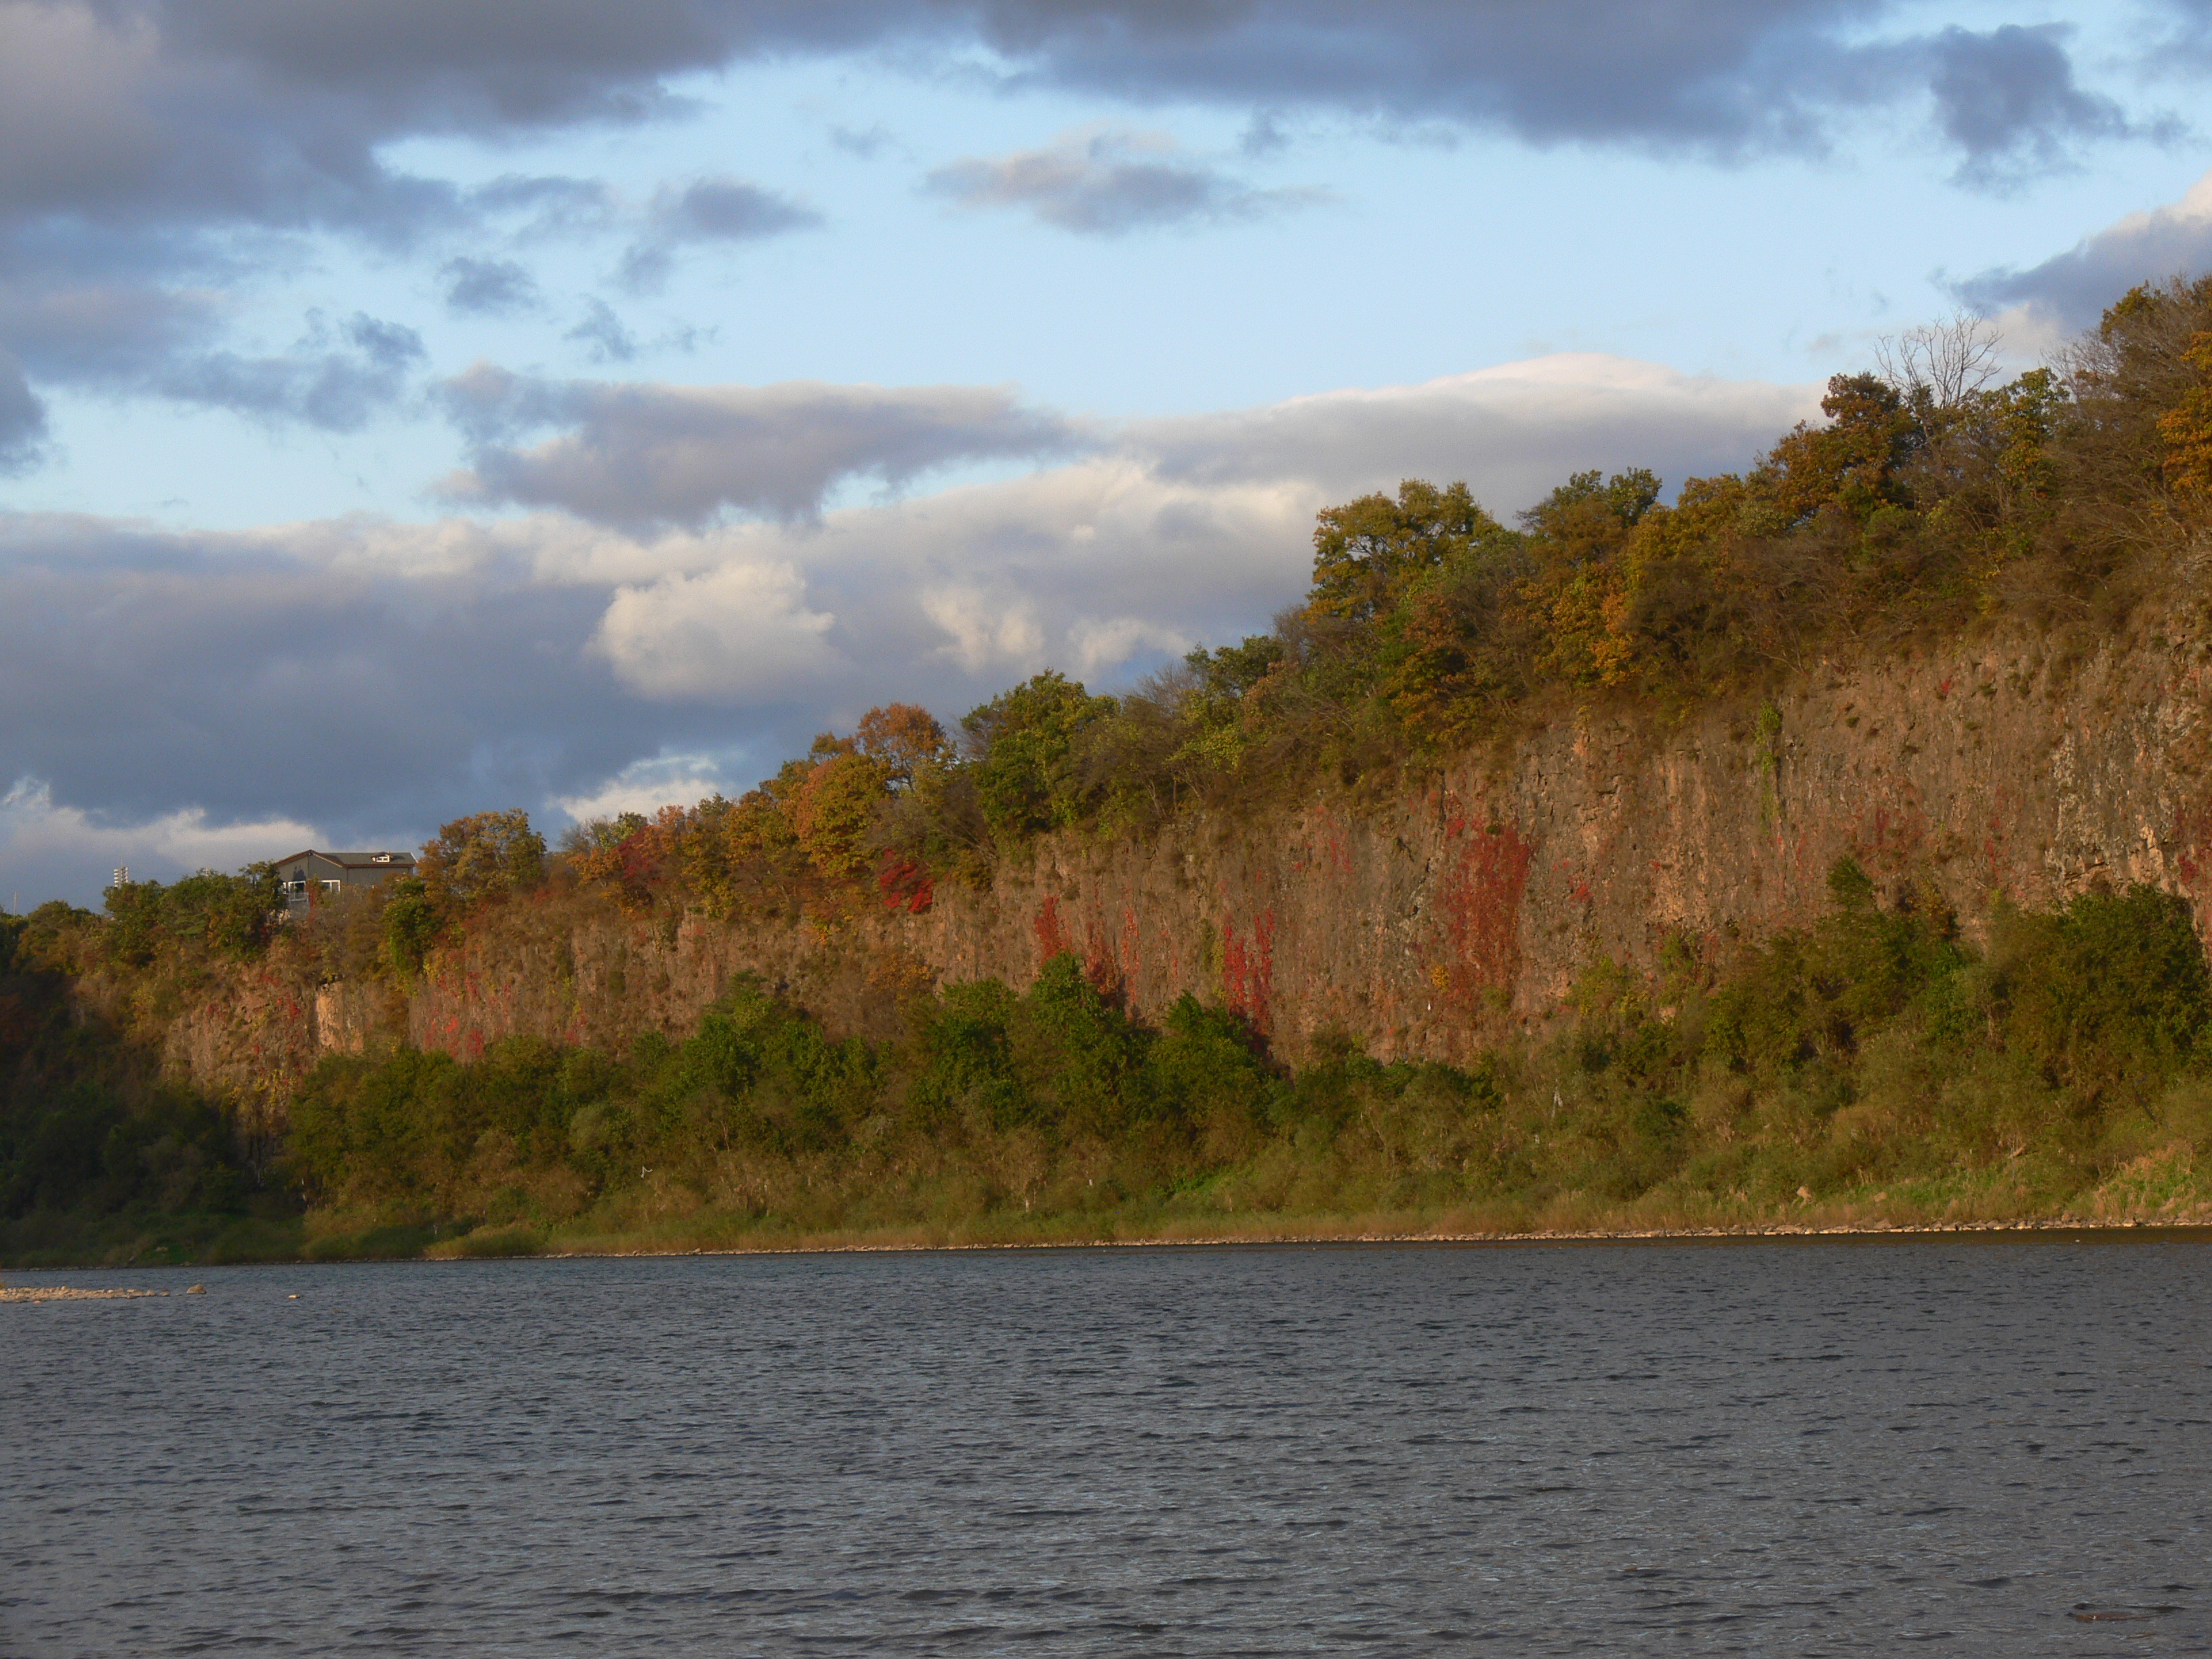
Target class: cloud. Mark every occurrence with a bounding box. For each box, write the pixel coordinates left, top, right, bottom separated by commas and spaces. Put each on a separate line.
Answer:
1925, 25, 2139, 190
1133, 353, 1817, 508
2146, 0, 2212, 75
441, 255, 539, 316
0, 349, 46, 472
552, 752, 738, 825
565, 297, 638, 363
619, 175, 821, 288
154, 310, 427, 429
958, 1, 2157, 175
0, 2, 2163, 255
0, 0, 2168, 459
0, 511, 640, 835
654, 177, 819, 242
592, 560, 838, 698
466, 173, 621, 237
1, 353, 1822, 907
438, 367, 1087, 525
1955, 167, 2212, 333
928, 128, 1326, 234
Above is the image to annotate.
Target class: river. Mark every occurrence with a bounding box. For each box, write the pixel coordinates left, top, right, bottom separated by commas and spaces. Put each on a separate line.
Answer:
4, 1236, 2208, 1654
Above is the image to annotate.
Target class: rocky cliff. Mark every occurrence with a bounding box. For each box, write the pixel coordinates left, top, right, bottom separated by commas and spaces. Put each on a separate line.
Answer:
157, 609, 2212, 1103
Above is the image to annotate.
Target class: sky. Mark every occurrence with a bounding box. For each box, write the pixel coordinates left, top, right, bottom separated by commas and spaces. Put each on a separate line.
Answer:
6, 0, 2212, 909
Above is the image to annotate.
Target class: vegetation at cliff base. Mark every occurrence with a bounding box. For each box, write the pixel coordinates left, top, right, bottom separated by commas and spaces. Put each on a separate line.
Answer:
249, 872, 2212, 1260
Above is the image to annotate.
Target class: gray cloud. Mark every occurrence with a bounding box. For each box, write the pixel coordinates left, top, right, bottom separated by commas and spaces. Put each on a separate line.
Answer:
2146, 0, 2212, 72
928, 130, 1327, 234
565, 298, 640, 363
441, 255, 540, 315
156, 312, 427, 430
466, 173, 621, 238
830, 123, 897, 159
0, 2, 2163, 254
0, 260, 427, 428
1955, 169, 2212, 331
660, 177, 819, 241
0, 512, 715, 843
438, 368, 1086, 525
0, 350, 46, 472
0, 0, 2172, 464
0, 272, 218, 386
1926, 24, 2139, 189
619, 176, 821, 288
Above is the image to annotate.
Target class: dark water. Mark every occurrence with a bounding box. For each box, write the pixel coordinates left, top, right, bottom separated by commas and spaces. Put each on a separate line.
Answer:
4, 1239, 2211, 1656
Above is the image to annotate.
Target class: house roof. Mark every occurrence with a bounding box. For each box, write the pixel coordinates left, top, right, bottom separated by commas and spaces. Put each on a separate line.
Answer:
273, 848, 416, 869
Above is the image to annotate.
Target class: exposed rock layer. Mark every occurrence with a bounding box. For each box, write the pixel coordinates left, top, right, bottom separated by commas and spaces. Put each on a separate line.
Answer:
152, 616, 2212, 1101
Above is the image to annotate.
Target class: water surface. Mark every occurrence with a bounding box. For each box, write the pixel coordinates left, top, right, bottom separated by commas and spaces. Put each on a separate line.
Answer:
4, 1237, 2209, 1654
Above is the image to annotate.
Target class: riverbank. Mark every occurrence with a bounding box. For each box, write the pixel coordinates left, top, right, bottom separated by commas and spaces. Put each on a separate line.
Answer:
305, 1166, 2212, 1261
9, 1210, 2212, 1275
12, 1141, 2211, 1268
12, 1195, 2212, 1269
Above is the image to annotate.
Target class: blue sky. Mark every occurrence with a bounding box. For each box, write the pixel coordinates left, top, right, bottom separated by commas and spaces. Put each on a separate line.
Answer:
5, 0, 2212, 906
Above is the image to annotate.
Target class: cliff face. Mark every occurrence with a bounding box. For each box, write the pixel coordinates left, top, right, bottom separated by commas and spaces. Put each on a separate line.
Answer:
157, 613, 2212, 1099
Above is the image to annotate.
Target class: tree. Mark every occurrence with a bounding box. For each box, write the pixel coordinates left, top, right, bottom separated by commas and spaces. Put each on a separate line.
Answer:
1876, 311, 2003, 411
2158, 331, 2212, 504
787, 750, 891, 878
1305, 479, 1517, 625
856, 703, 955, 789
101, 867, 283, 966
418, 810, 546, 910
962, 671, 1118, 841
1750, 373, 1920, 529
1185, 635, 1286, 701
1517, 468, 1664, 688
1519, 467, 1661, 546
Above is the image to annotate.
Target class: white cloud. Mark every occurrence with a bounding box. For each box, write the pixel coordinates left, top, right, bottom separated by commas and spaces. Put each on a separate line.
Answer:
591, 558, 838, 699
921, 587, 1048, 675
1066, 617, 1194, 676
551, 754, 734, 824
1136, 353, 1820, 503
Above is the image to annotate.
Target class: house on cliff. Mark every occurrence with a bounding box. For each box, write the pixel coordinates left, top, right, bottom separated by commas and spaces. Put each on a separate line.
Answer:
276, 848, 416, 916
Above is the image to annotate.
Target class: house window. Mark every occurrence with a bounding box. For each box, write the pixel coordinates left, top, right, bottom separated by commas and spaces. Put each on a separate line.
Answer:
321, 879, 342, 893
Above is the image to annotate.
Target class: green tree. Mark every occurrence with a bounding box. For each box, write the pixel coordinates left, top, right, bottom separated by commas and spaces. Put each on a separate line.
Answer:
962, 672, 1118, 840
102, 865, 283, 966
1996, 886, 2210, 1093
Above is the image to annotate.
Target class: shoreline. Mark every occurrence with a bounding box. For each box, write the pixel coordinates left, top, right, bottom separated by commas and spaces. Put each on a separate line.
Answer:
14, 1214, 2212, 1275
545, 1216, 2212, 1257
